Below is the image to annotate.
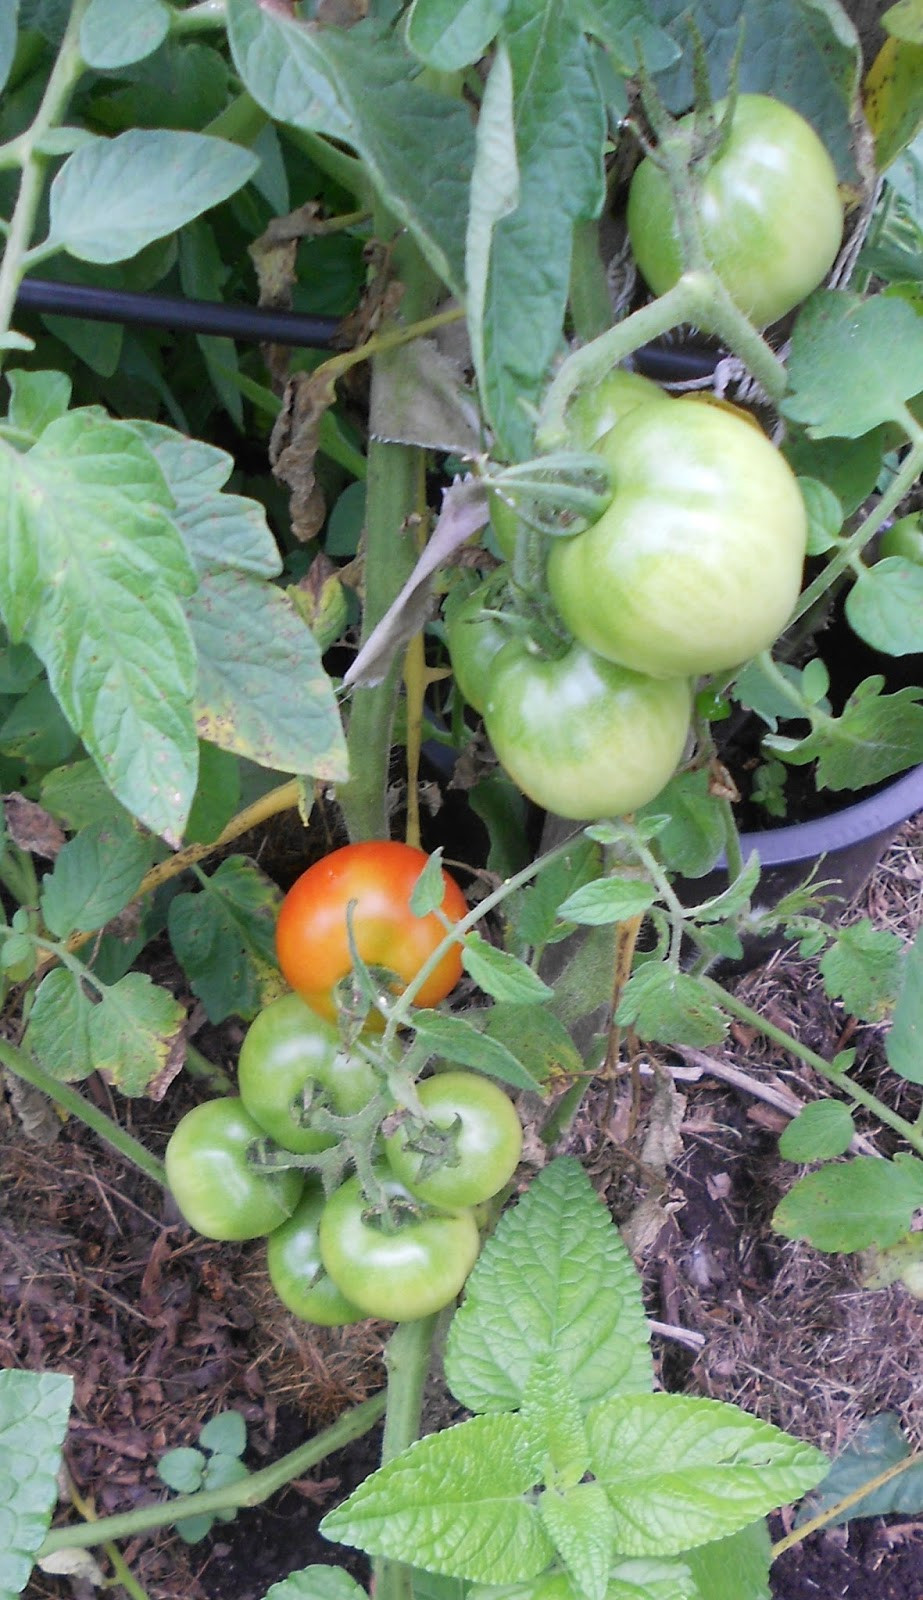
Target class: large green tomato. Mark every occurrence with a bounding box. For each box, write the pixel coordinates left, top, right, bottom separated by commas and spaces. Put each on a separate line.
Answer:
238, 992, 377, 1154
165, 1098, 303, 1242
266, 1184, 365, 1325
445, 582, 512, 714
384, 1070, 522, 1209
318, 1172, 481, 1321
546, 399, 807, 679
627, 94, 843, 329
490, 371, 665, 562
483, 638, 691, 821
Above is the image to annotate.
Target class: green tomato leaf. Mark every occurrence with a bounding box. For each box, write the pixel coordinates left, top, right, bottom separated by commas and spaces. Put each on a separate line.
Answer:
616, 964, 728, 1048
636, 769, 725, 879
886, 922, 923, 1082
766, 680, 923, 790
227, 0, 474, 298
445, 1157, 653, 1415
483, 1003, 584, 1086
845, 558, 923, 654
47, 131, 258, 263
189, 571, 347, 783
183, 742, 242, 847
467, 9, 605, 457
508, 839, 602, 954
87, 971, 187, 1098
555, 877, 657, 926
24, 968, 96, 1083
409, 849, 452, 918
578, 0, 680, 73
883, 0, 923, 44
0, 1369, 73, 1600
167, 855, 285, 1024
157, 1447, 205, 1494
0, 6, 16, 96
461, 933, 554, 1004
778, 1100, 855, 1162
178, 223, 244, 430
784, 290, 923, 439
260, 1570, 368, 1600
772, 1153, 923, 1251
799, 1412, 923, 1524
6, 370, 72, 440
587, 1393, 827, 1555
0, 414, 199, 844
411, 1009, 545, 1093
133, 423, 281, 580
39, 759, 131, 833
79, 0, 170, 68
406, 0, 510, 70
818, 919, 905, 1020
0, 679, 79, 768
40, 816, 158, 938
783, 425, 890, 516
320, 1414, 553, 1584
539, 1482, 616, 1600
681, 1522, 772, 1600
799, 476, 845, 555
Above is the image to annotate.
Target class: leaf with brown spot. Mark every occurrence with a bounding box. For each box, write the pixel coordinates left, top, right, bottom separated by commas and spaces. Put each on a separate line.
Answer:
270, 368, 337, 541
3, 793, 66, 858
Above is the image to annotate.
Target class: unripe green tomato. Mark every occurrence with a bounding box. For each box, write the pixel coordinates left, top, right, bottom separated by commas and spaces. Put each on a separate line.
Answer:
879, 513, 923, 564
445, 583, 512, 714
238, 992, 377, 1155
627, 94, 843, 328
546, 398, 807, 679
165, 1098, 303, 1242
266, 1184, 365, 1325
384, 1071, 523, 1209
483, 638, 692, 820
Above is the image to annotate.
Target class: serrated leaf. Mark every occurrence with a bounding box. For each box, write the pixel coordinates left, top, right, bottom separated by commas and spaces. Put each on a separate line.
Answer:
773, 1154, 923, 1251
40, 816, 158, 938
0, 1368, 73, 1600
462, 934, 553, 1004
769, 681, 923, 790
819, 919, 905, 1020
556, 877, 656, 926
47, 131, 258, 263
167, 855, 285, 1024
779, 1100, 855, 1162
133, 423, 281, 580
189, 571, 347, 782
522, 1358, 589, 1481
483, 1003, 583, 1086
616, 965, 728, 1048
445, 1158, 653, 1415
784, 290, 923, 439
509, 839, 601, 954
409, 849, 451, 918
87, 971, 186, 1098
24, 968, 95, 1083
689, 852, 761, 924
227, 0, 474, 298
637, 769, 725, 879
0, 414, 199, 842
261, 1569, 368, 1600
79, 0, 169, 68
539, 1483, 615, 1600
587, 1393, 827, 1556
411, 1009, 544, 1093
407, 0, 509, 70
796, 1413, 923, 1526
682, 1522, 772, 1600
468, 8, 605, 457
320, 1414, 553, 1584
887, 922, 923, 1082
846, 559, 923, 654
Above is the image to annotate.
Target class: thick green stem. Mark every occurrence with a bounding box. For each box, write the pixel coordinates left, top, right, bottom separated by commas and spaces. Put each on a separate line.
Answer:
0, 1038, 169, 1189
283, 124, 369, 203
374, 1317, 440, 1600
569, 220, 614, 342
708, 984, 923, 1156
39, 1391, 387, 1555
0, 0, 90, 364
202, 89, 268, 144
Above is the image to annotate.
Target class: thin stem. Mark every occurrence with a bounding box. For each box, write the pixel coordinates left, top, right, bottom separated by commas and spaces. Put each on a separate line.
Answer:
61, 1470, 151, 1600
0, 0, 90, 365
283, 124, 369, 202
0, 1038, 169, 1189
708, 984, 923, 1156
374, 1316, 440, 1600
772, 1452, 923, 1556
167, 0, 227, 32
39, 1392, 387, 1555
717, 795, 744, 882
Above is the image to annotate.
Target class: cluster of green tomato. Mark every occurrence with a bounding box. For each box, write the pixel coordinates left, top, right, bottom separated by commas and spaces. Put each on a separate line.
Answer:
165, 843, 524, 1326
448, 95, 844, 823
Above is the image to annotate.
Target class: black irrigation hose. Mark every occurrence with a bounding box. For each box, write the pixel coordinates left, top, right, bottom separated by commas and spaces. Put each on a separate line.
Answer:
16, 275, 721, 375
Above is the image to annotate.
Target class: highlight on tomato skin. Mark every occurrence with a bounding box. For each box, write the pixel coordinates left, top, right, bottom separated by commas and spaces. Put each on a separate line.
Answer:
274, 840, 468, 1025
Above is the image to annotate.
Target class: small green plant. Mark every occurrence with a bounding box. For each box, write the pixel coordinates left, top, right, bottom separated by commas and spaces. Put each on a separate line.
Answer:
157, 1410, 251, 1544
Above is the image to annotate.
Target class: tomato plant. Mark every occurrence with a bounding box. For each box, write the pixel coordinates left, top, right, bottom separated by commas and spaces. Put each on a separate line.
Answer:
627, 93, 843, 329
445, 583, 513, 713
318, 1172, 481, 1321
384, 1070, 523, 1209
546, 398, 807, 679
483, 638, 692, 820
266, 1184, 365, 1326
879, 513, 923, 563
165, 1099, 303, 1242
275, 842, 468, 1024
237, 993, 378, 1154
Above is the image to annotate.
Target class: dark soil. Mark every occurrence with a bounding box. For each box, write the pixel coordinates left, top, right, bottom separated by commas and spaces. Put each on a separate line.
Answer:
4, 820, 923, 1600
